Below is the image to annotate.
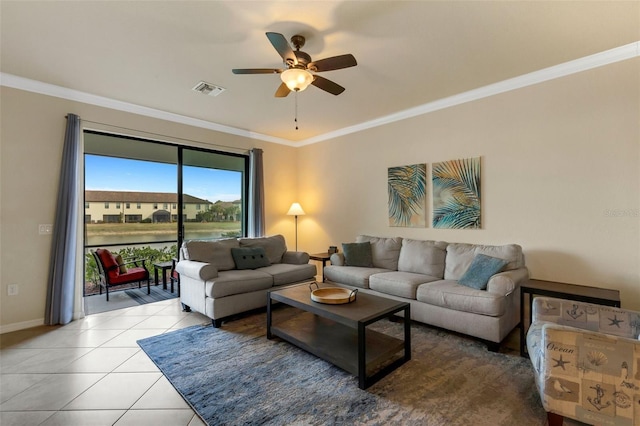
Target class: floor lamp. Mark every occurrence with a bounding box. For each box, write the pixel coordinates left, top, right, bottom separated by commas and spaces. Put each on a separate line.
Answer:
286, 202, 305, 251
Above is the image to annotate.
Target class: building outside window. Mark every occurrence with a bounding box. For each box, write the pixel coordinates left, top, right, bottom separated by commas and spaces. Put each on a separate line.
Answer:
126, 202, 130, 209
137, 202, 141, 209
104, 202, 109, 209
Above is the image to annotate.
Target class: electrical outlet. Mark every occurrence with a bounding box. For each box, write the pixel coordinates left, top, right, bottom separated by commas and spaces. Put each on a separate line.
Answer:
8, 284, 18, 296
38, 224, 53, 235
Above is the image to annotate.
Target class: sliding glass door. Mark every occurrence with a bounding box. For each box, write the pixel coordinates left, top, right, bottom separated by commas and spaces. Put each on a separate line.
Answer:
84, 132, 248, 296
181, 148, 248, 242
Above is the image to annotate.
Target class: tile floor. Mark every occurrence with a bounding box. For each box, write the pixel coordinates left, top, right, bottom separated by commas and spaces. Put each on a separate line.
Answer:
1, 297, 587, 426
0, 298, 210, 426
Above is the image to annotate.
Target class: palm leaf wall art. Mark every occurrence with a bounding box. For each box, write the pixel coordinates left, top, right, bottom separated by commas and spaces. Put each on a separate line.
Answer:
388, 163, 427, 227
432, 157, 481, 229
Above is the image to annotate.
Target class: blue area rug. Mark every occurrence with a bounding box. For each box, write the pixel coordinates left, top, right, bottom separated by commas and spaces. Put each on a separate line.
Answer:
137, 310, 546, 425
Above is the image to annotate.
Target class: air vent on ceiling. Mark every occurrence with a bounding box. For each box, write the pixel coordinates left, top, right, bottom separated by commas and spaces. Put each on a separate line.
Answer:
192, 81, 226, 97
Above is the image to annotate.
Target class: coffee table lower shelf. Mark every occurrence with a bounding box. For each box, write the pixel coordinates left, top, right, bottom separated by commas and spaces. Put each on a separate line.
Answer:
270, 311, 405, 379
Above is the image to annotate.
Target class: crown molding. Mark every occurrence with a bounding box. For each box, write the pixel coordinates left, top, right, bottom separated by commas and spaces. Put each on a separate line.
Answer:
0, 73, 293, 146
298, 41, 639, 146
2, 41, 638, 147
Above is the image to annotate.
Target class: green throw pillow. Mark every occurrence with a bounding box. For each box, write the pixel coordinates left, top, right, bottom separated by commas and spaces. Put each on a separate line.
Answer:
458, 254, 508, 290
231, 247, 270, 270
342, 242, 373, 267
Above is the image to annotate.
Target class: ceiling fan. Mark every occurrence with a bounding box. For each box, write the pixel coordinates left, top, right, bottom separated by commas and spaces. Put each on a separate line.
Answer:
232, 32, 357, 97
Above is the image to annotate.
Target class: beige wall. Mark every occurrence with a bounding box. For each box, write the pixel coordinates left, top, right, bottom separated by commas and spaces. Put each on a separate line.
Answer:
297, 58, 640, 310
1, 57, 638, 331
0, 87, 299, 331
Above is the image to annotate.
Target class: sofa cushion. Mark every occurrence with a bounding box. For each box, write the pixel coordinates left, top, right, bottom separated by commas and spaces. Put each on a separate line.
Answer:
342, 242, 373, 267
258, 263, 317, 286
356, 235, 402, 270
238, 234, 287, 264
397, 238, 448, 278
324, 265, 391, 289
369, 271, 440, 299
108, 267, 148, 284
458, 254, 508, 290
416, 280, 506, 317
476, 244, 524, 270
205, 269, 273, 298
182, 239, 239, 271
231, 247, 270, 270
444, 243, 523, 280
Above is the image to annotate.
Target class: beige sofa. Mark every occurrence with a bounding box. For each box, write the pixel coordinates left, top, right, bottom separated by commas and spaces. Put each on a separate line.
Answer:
176, 234, 317, 327
324, 235, 529, 349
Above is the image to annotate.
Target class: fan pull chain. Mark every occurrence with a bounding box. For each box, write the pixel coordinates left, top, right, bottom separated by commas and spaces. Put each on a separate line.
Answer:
294, 91, 299, 130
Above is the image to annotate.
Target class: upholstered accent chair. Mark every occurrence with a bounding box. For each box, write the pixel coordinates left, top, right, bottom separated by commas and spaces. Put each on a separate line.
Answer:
526, 296, 640, 426
92, 248, 150, 301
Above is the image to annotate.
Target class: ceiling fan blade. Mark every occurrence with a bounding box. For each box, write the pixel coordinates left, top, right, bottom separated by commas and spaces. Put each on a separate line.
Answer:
309, 54, 357, 72
311, 75, 345, 95
232, 68, 282, 74
275, 82, 291, 97
266, 32, 297, 66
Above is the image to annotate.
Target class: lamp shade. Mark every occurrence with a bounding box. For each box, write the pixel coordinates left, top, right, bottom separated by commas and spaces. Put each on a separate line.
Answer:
287, 202, 305, 216
280, 68, 313, 92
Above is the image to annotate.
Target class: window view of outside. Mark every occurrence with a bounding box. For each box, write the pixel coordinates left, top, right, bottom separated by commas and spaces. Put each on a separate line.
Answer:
84, 153, 243, 296
182, 164, 243, 241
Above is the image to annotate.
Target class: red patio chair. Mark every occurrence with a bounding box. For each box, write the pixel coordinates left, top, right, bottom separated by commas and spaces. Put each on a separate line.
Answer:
91, 248, 150, 301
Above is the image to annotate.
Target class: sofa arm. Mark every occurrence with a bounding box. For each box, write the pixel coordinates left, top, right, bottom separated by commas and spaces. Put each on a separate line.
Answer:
330, 253, 345, 266
486, 267, 528, 296
175, 260, 218, 281
282, 251, 310, 265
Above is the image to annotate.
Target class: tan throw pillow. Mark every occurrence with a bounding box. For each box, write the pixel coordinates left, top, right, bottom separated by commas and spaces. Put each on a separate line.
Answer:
115, 254, 128, 274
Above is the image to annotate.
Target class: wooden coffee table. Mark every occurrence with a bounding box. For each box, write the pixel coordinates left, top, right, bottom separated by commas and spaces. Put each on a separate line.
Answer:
267, 283, 411, 389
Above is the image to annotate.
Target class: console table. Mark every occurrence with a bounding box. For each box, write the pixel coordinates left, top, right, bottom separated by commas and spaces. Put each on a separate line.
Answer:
519, 279, 621, 356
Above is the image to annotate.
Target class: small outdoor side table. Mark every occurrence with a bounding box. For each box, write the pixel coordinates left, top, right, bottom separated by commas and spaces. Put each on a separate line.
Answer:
309, 252, 331, 282
152, 261, 174, 292
519, 279, 621, 356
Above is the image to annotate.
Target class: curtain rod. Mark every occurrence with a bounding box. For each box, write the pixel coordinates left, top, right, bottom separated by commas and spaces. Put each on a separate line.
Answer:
71, 116, 251, 155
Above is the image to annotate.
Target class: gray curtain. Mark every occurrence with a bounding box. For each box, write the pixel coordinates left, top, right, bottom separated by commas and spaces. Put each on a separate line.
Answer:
45, 114, 81, 325
248, 148, 265, 237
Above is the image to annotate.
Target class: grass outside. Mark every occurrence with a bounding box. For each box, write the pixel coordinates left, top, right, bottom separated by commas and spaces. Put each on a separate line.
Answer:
86, 221, 241, 236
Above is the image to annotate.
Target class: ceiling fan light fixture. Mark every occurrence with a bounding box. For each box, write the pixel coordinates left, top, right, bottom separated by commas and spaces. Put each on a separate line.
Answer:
281, 68, 313, 92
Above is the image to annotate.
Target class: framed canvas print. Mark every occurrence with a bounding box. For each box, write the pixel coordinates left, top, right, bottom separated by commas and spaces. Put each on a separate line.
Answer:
388, 163, 427, 227
432, 157, 481, 229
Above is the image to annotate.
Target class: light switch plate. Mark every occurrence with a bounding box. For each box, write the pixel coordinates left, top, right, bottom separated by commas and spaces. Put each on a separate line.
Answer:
39, 224, 53, 235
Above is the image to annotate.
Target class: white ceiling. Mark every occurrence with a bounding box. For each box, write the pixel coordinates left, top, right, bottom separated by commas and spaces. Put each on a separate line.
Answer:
1, 1, 638, 144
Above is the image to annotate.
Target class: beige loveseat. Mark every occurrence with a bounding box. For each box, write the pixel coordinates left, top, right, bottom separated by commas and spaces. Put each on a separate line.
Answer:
324, 235, 529, 349
176, 234, 317, 327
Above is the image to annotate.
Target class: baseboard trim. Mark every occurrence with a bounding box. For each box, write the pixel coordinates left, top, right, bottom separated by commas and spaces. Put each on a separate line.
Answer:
0, 318, 45, 334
